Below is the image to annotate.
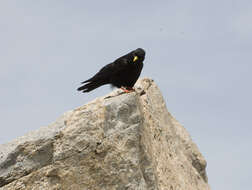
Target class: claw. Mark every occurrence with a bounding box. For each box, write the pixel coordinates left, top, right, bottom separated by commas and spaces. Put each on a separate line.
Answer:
120, 87, 135, 93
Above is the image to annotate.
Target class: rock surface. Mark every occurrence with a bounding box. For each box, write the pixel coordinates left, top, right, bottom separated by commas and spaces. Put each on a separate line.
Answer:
0, 78, 210, 190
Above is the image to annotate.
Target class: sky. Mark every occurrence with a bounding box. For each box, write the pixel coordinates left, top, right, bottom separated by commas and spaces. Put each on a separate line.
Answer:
0, 1, 252, 189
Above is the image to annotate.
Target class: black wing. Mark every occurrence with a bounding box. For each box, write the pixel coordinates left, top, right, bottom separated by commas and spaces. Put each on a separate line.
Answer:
77, 58, 130, 92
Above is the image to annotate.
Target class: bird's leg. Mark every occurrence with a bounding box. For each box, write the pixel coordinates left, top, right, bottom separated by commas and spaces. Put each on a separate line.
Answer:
120, 86, 135, 93
120, 87, 129, 93
126, 87, 135, 91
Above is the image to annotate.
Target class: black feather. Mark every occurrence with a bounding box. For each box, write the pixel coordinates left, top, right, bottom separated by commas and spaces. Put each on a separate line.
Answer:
77, 48, 145, 93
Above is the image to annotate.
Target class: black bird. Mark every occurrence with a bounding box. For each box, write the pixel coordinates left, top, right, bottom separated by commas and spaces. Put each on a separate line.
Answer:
77, 48, 145, 93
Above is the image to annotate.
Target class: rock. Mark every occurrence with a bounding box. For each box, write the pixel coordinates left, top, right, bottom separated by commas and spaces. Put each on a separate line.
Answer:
0, 78, 210, 190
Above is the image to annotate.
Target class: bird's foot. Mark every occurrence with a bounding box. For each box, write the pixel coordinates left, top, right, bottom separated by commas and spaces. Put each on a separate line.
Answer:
120, 87, 135, 93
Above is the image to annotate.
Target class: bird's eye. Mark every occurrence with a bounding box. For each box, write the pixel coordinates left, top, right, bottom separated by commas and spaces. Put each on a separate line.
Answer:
133, 56, 138, 62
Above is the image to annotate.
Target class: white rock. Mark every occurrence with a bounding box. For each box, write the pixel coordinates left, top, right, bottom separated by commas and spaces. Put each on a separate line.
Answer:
0, 78, 210, 190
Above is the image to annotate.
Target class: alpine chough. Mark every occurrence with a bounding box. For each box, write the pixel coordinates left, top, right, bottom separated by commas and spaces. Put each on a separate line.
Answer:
77, 48, 145, 93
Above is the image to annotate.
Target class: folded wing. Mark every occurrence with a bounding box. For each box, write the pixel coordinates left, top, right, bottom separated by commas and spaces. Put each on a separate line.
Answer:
77, 59, 129, 93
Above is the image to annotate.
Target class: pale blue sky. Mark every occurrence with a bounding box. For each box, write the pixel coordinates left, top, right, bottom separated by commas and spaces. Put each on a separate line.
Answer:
1, 1, 252, 189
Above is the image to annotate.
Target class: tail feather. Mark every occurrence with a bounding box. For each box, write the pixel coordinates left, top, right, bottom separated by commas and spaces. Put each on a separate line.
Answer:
81, 72, 107, 84
77, 80, 106, 93
81, 79, 91, 84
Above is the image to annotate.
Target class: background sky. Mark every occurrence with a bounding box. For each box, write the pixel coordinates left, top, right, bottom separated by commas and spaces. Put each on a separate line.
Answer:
0, 1, 251, 189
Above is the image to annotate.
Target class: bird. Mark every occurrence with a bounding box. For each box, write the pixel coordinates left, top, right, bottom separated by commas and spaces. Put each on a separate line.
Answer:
77, 48, 145, 93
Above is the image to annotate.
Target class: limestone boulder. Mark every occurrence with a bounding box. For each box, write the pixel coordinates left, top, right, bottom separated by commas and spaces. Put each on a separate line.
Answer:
0, 78, 210, 190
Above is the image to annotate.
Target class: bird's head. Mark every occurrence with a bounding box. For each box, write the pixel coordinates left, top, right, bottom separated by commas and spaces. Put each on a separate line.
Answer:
132, 48, 145, 63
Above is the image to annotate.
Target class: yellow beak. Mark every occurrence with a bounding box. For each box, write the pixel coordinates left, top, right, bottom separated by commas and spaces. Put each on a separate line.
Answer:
133, 56, 138, 62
